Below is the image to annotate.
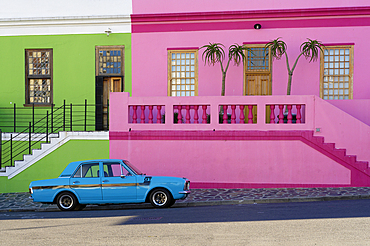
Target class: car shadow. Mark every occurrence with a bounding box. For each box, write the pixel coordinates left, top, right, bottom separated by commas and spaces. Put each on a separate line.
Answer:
1, 199, 370, 225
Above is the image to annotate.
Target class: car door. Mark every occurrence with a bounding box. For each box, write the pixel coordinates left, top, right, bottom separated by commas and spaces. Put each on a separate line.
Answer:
101, 161, 137, 202
70, 162, 102, 202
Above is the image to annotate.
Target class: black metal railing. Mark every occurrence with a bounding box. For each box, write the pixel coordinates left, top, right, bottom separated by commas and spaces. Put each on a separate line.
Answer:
0, 100, 109, 170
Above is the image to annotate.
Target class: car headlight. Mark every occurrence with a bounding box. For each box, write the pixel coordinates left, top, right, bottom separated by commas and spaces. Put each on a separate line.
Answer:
184, 180, 190, 191
29, 188, 33, 194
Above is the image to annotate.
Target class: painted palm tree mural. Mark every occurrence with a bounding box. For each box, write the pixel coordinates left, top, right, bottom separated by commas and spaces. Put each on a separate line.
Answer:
201, 43, 249, 96
265, 38, 325, 95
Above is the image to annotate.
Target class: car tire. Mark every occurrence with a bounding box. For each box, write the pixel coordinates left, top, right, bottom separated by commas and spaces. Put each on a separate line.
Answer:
149, 189, 173, 208
56, 192, 78, 211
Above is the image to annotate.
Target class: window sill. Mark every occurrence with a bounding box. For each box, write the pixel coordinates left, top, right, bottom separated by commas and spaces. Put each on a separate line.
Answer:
23, 103, 55, 107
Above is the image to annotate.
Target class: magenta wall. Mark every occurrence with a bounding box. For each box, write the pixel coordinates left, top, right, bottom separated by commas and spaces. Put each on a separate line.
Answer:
109, 92, 370, 188
133, 0, 370, 14
110, 138, 350, 187
132, 26, 370, 100
131, 5, 370, 101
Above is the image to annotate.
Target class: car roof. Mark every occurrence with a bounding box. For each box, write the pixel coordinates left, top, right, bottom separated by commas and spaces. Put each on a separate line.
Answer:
59, 159, 126, 177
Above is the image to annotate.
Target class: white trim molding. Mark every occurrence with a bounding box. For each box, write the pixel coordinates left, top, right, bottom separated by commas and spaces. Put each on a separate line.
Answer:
0, 15, 131, 36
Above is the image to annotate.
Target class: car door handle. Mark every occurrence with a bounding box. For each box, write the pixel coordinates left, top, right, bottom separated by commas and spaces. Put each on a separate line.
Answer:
102, 180, 109, 183
73, 181, 80, 184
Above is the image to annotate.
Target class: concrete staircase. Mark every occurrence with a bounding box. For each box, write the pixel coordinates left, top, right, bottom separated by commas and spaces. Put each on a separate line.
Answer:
0, 131, 108, 179
299, 131, 370, 183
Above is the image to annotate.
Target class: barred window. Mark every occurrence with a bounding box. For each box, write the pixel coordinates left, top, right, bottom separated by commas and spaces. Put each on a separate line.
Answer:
25, 49, 53, 104
168, 50, 198, 96
321, 46, 353, 100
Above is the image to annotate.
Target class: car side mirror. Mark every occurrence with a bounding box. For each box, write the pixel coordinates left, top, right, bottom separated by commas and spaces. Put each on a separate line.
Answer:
121, 174, 126, 178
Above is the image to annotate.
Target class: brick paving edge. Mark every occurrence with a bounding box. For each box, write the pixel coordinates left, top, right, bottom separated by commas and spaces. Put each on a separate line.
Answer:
1, 194, 370, 213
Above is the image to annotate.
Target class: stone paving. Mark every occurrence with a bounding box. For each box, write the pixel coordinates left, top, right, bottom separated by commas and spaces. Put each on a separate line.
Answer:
1, 187, 370, 212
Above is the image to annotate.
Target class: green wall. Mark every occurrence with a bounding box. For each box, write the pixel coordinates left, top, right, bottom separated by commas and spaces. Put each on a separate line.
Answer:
0, 33, 131, 107
0, 140, 109, 193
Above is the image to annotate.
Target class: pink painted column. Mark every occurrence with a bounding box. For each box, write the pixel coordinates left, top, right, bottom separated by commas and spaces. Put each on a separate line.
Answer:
296, 105, 302, 124
239, 105, 245, 124
202, 105, 207, 124
194, 105, 199, 124
248, 105, 253, 124
148, 105, 153, 124
156, 105, 162, 123
231, 105, 236, 124
132, 105, 138, 123
185, 105, 191, 124
223, 105, 228, 124
287, 105, 292, 124
279, 105, 284, 124
270, 105, 275, 124
140, 105, 146, 124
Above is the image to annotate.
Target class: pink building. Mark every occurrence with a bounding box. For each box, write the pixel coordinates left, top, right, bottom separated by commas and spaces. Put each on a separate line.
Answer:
110, 1, 370, 188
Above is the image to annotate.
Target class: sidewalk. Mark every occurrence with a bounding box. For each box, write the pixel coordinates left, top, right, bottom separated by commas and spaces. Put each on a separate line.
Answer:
1, 187, 370, 212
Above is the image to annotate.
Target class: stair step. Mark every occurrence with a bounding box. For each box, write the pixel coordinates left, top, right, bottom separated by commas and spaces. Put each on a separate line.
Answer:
344, 155, 357, 164
322, 143, 335, 152
314, 136, 325, 145
355, 161, 369, 170
333, 148, 346, 157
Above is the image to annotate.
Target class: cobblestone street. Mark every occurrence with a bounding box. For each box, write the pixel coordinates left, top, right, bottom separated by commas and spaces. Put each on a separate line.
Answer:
1, 187, 370, 212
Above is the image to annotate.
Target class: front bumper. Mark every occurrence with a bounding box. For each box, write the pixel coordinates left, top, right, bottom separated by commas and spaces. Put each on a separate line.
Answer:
179, 190, 191, 194
179, 190, 191, 199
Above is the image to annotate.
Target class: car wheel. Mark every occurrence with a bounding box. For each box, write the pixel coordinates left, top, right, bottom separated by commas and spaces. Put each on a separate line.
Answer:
149, 189, 172, 208
56, 192, 78, 211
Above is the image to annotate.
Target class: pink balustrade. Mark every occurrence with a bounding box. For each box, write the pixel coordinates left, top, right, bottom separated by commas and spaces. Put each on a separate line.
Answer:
173, 105, 210, 124
129, 105, 165, 124
111, 93, 312, 131
267, 104, 304, 124
218, 105, 256, 124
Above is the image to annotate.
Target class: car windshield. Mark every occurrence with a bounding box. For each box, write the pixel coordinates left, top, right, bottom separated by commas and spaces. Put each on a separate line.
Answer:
123, 160, 143, 175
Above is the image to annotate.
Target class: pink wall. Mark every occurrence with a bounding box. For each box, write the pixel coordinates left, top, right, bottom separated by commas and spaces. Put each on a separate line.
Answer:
131, 14, 370, 100
328, 100, 370, 126
109, 92, 370, 188
126, 3, 370, 188
314, 98, 370, 163
133, 0, 370, 14
110, 139, 350, 186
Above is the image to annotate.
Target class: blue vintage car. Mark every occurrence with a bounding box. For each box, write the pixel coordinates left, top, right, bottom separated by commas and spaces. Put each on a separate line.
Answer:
29, 159, 190, 211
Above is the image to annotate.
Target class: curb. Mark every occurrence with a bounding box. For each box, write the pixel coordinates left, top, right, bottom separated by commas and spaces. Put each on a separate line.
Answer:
1, 194, 369, 213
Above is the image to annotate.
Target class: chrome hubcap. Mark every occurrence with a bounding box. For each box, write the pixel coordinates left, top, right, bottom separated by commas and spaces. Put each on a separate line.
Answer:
152, 191, 167, 206
59, 194, 73, 209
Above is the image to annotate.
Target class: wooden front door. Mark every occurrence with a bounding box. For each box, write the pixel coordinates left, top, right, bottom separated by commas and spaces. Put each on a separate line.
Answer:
102, 77, 122, 129
244, 45, 272, 123
95, 46, 124, 130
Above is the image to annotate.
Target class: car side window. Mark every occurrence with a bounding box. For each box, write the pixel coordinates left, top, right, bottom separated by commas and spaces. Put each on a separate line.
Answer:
73, 163, 99, 178
121, 165, 132, 176
103, 163, 122, 177
103, 162, 132, 177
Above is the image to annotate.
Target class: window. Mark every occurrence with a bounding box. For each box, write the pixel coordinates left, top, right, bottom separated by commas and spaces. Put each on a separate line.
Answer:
95, 46, 124, 76
73, 163, 100, 178
103, 162, 131, 177
244, 45, 272, 96
25, 49, 53, 105
168, 49, 198, 96
320, 46, 353, 100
